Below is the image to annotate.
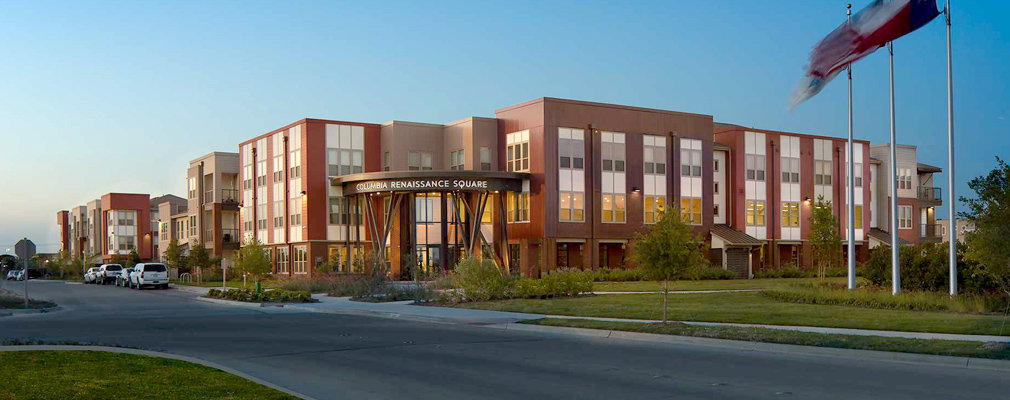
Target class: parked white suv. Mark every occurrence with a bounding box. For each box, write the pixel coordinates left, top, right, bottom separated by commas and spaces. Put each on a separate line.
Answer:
84, 267, 99, 283
96, 264, 123, 285
130, 263, 169, 290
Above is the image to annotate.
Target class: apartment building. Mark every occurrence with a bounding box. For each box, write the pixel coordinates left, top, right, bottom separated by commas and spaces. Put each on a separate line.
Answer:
937, 218, 974, 243
185, 152, 241, 270
56, 211, 70, 253
149, 194, 186, 260
713, 126, 873, 273
100, 193, 154, 262
868, 144, 943, 247
156, 199, 189, 261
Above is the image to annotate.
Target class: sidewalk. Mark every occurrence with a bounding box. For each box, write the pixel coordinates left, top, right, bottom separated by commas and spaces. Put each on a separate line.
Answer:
593, 290, 761, 295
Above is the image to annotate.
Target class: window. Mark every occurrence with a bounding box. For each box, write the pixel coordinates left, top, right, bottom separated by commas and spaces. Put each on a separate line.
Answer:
556, 244, 569, 268
714, 204, 720, 217
273, 202, 284, 228
680, 198, 701, 225
507, 192, 530, 223
714, 159, 719, 172
815, 161, 833, 185
328, 197, 361, 225
559, 128, 585, 170
450, 149, 465, 170
781, 157, 800, 183
644, 196, 666, 224
601, 132, 626, 172
276, 247, 289, 273
781, 202, 800, 227
506, 130, 530, 172
746, 200, 766, 226
256, 205, 267, 230
256, 160, 267, 186
383, 152, 390, 171
643, 137, 666, 175
326, 124, 364, 176
189, 216, 198, 236
293, 246, 307, 274
559, 192, 584, 222
746, 155, 766, 181
898, 205, 912, 229
714, 182, 719, 194
602, 194, 627, 223
853, 163, 863, 187
188, 177, 197, 199
289, 197, 302, 226
408, 151, 433, 171
854, 205, 863, 229
898, 168, 913, 190
681, 140, 702, 177
479, 147, 491, 171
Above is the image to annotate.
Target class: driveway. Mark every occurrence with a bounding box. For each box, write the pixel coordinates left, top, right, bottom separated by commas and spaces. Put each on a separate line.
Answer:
2, 279, 1008, 400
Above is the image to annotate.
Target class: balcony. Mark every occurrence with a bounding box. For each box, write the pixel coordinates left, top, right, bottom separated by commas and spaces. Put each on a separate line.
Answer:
221, 229, 241, 250
918, 187, 942, 205
921, 223, 942, 242
221, 189, 240, 211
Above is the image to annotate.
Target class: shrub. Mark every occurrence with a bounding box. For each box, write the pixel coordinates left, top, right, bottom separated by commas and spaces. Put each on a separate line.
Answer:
451, 257, 511, 302
754, 266, 808, 279
542, 268, 594, 297
689, 267, 737, 280
863, 242, 999, 295
207, 288, 312, 303
590, 268, 646, 282
762, 282, 1008, 314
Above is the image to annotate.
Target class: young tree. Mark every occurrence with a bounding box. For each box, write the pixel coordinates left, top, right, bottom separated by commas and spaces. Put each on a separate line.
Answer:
235, 238, 272, 290
188, 242, 219, 284
127, 249, 141, 269
163, 239, 189, 277
808, 196, 841, 279
631, 211, 706, 323
962, 157, 1010, 299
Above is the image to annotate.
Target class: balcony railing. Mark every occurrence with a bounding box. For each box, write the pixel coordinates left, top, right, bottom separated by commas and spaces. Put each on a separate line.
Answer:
921, 223, 942, 238
918, 186, 942, 202
220, 189, 240, 205
221, 229, 240, 244
204, 190, 214, 202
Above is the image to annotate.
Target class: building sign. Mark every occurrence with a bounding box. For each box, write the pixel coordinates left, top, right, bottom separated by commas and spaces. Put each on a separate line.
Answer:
335, 171, 527, 195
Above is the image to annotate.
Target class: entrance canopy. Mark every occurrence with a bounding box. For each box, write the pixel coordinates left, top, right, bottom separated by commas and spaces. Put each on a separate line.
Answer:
332, 170, 528, 195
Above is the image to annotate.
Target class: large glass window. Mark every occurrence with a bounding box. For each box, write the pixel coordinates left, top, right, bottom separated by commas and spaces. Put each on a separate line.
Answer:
746, 200, 766, 226
781, 202, 800, 227
559, 192, 584, 222
450, 149, 465, 170
507, 192, 529, 223
277, 247, 289, 273
681, 141, 702, 177
898, 205, 912, 229
815, 160, 833, 185
644, 196, 666, 224
479, 147, 492, 171
408, 151, 433, 170
781, 157, 800, 183
506, 130, 529, 172
746, 155, 766, 181
680, 198, 701, 225
293, 246, 307, 274
854, 205, 863, 229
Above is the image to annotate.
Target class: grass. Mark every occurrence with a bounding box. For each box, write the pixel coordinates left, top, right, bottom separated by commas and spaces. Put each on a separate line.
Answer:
0, 350, 296, 400
763, 283, 1010, 314
458, 292, 1010, 336
594, 277, 854, 292
0, 289, 55, 309
529, 318, 1010, 360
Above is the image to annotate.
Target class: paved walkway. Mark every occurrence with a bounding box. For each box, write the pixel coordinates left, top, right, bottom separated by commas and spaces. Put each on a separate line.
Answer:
593, 289, 761, 295
177, 284, 1010, 343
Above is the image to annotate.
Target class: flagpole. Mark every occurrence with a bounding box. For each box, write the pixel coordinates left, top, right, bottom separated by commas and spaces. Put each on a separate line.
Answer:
846, 3, 856, 290
946, 0, 957, 296
889, 40, 900, 295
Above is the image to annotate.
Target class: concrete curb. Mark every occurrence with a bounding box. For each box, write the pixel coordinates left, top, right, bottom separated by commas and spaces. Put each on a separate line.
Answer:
493, 322, 1010, 372
195, 296, 285, 309
0, 306, 63, 318
0, 345, 317, 400
284, 304, 458, 326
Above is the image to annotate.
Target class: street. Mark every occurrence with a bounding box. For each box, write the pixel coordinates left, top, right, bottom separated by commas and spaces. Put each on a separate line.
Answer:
2, 279, 1008, 400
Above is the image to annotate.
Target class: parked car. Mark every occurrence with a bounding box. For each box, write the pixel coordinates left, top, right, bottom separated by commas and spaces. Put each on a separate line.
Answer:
96, 264, 123, 285
15, 269, 45, 281
84, 267, 99, 283
130, 263, 169, 290
5, 270, 17, 280
116, 267, 134, 287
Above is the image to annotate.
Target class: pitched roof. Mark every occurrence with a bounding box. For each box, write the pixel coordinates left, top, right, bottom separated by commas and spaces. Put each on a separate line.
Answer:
711, 224, 764, 246
868, 228, 911, 246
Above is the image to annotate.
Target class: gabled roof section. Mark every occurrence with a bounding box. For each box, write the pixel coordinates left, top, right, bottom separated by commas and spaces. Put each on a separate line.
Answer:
711, 224, 763, 246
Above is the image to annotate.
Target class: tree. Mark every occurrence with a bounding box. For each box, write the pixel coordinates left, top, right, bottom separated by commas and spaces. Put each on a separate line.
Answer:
235, 238, 272, 288
127, 249, 141, 269
631, 211, 706, 323
808, 196, 841, 279
163, 239, 189, 277
188, 242, 220, 284
961, 157, 1010, 299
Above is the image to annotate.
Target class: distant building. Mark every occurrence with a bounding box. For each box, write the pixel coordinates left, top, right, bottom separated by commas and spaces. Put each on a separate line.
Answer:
937, 218, 975, 243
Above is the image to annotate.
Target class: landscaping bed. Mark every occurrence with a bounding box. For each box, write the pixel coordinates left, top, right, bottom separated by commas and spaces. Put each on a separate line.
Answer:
206, 288, 314, 303
528, 318, 1010, 360
459, 292, 1010, 336
0, 350, 296, 399
0, 288, 55, 309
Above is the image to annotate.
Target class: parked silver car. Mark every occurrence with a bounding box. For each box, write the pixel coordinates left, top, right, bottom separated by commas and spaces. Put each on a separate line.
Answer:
130, 263, 169, 290
116, 267, 134, 287
84, 267, 99, 284
96, 264, 123, 285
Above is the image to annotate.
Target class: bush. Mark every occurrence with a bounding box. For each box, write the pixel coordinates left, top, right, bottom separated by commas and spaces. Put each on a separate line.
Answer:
206, 288, 313, 303
445, 257, 595, 303
590, 268, 646, 282
754, 266, 808, 279
451, 257, 511, 302
863, 242, 999, 295
762, 282, 1009, 314
689, 267, 737, 280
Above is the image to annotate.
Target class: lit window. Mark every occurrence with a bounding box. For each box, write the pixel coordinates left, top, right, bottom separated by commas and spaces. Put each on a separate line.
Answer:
506, 130, 530, 172
746, 200, 766, 226
680, 198, 702, 225
781, 202, 800, 227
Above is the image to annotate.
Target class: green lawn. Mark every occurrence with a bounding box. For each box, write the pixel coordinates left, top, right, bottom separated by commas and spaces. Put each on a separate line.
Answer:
530, 318, 1010, 359
0, 351, 296, 400
594, 277, 854, 292
459, 292, 1010, 336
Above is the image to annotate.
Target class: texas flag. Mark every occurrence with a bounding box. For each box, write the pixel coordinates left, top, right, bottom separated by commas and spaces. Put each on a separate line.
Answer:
790, 0, 941, 109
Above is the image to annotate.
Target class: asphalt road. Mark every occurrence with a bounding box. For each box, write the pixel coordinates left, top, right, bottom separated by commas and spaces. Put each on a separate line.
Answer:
2, 279, 1009, 400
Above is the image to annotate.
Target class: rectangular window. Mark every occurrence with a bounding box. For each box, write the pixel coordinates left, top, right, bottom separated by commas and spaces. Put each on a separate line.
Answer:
714, 159, 719, 172
781, 157, 800, 183
188, 177, 197, 199
559, 192, 584, 222
898, 205, 912, 229
506, 130, 530, 172
815, 160, 833, 186
680, 197, 702, 225
897, 168, 913, 190
644, 196, 666, 224
293, 246, 307, 274
781, 202, 800, 227
643, 137, 667, 175
601, 133, 626, 172
507, 192, 530, 223
746, 200, 766, 226
383, 152, 390, 171
289, 198, 302, 226
256, 160, 267, 186
189, 215, 197, 237
854, 163, 863, 187
256, 205, 267, 230
276, 247, 289, 273
854, 205, 863, 229
746, 155, 766, 181
681, 141, 702, 177
450, 149, 465, 170
558, 128, 585, 171
327, 149, 363, 176
479, 147, 492, 171
408, 151, 433, 171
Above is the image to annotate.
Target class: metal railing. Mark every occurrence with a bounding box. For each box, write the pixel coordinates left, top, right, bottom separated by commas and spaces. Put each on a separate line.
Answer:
204, 190, 215, 202
220, 189, 240, 204
918, 186, 942, 202
221, 229, 240, 244
921, 223, 942, 238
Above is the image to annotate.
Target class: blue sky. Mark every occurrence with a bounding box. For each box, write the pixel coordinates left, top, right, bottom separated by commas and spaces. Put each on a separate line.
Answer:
0, 0, 1006, 253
